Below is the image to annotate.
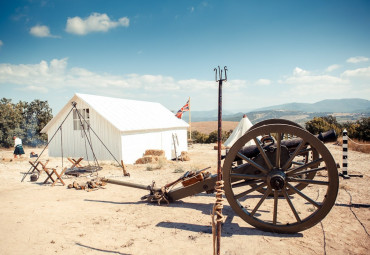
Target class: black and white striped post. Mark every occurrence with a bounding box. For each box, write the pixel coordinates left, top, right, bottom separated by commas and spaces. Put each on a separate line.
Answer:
341, 129, 350, 179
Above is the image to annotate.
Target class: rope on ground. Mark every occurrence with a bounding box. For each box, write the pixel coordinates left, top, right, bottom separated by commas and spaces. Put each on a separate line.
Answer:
347, 137, 370, 146
211, 180, 225, 255
344, 189, 370, 236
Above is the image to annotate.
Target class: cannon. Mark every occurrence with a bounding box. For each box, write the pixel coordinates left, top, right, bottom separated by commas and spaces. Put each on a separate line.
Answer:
103, 119, 339, 233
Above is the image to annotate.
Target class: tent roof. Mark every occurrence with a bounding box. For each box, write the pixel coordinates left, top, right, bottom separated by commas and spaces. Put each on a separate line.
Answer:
41, 93, 189, 133
224, 115, 254, 147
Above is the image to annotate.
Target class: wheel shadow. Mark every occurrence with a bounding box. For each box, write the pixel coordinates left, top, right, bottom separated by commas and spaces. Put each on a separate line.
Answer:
156, 202, 302, 237
84, 198, 303, 238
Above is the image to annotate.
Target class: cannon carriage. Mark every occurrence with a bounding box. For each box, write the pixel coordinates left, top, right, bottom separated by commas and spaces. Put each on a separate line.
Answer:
104, 119, 339, 233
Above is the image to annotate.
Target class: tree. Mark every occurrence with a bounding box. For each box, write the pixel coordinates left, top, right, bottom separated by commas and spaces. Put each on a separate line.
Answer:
0, 98, 23, 147
206, 130, 231, 143
305, 116, 341, 135
20, 100, 53, 147
0, 98, 53, 148
354, 117, 370, 141
190, 130, 209, 143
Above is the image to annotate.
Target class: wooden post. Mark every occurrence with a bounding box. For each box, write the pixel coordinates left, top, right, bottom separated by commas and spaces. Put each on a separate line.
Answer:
341, 129, 350, 179
213, 66, 227, 255
172, 134, 178, 162
189, 97, 192, 141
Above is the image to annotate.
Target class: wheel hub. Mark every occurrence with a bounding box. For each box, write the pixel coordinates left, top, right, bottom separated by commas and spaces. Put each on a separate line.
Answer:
268, 170, 286, 190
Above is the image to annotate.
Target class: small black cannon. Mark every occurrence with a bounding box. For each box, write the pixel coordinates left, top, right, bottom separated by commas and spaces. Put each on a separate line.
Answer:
104, 119, 339, 233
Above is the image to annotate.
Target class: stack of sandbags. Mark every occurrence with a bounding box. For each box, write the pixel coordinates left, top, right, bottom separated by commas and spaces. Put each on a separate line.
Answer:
135, 149, 166, 164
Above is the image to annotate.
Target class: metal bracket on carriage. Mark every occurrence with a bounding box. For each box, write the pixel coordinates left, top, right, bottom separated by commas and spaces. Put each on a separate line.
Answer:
141, 181, 170, 205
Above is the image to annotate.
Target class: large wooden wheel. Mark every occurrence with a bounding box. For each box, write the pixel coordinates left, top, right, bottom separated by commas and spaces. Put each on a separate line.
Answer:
223, 124, 338, 233
249, 119, 318, 195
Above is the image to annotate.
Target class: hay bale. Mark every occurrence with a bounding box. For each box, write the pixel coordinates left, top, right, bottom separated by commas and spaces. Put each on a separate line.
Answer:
144, 149, 165, 157
135, 155, 167, 164
135, 156, 155, 164
213, 144, 226, 150
181, 151, 190, 161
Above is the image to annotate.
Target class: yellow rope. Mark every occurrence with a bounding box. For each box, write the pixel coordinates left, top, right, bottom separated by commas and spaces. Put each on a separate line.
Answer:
211, 180, 225, 255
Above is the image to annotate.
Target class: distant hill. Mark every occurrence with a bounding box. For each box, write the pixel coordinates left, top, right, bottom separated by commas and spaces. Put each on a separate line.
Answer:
255, 98, 370, 113
183, 98, 370, 125
181, 109, 234, 122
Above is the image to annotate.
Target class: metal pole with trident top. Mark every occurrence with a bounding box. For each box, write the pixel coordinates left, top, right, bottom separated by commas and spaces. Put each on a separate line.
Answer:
212, 66, 227, 255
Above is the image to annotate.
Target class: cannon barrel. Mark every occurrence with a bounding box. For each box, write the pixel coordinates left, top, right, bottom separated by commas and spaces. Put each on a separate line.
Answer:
101, 178, 161, 192
238, 129, 336, 159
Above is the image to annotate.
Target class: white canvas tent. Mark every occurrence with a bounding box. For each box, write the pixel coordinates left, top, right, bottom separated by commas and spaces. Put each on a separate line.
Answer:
41, 93, 189, 164
224, 114, 255, 148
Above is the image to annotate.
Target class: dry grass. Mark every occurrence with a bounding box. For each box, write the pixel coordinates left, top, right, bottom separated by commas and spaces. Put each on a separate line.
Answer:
191, 121, 238, 134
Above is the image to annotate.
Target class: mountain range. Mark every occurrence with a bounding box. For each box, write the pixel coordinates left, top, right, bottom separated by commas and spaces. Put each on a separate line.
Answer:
181, 98, 370, 125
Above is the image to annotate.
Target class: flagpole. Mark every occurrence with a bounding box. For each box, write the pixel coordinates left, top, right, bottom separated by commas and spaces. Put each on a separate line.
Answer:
189, 97, 191, 141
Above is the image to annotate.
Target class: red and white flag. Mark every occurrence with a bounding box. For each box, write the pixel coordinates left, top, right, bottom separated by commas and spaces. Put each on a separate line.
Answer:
175, 99, 190, 119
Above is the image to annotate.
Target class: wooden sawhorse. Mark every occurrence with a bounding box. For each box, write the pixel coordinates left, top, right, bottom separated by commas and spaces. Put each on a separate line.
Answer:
43, 167, 67, 187
29, 160, 49, 175
67, 157, 84, 168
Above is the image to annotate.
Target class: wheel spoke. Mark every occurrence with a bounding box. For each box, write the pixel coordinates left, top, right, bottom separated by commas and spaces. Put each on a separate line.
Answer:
230, 173, 267, 180
275, 132, 281, 168
288, 178, 329, 186
282, 140, 306, 171
273, 190, 278, 225
253, 137, 273, 171
234, 182, 267, 199
286, 158, 324, 176
282, 188, 301, 223
290, 166, 326, 177
231, 179, 264, 189
287, 183, 321, 208
250, 187, 271, 216
237, 152, 269, 174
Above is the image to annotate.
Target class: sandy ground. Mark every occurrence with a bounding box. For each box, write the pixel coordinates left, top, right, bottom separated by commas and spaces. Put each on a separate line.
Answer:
0, 143, 369, 255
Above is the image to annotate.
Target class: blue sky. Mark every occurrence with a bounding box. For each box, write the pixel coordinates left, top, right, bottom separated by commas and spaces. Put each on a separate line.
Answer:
0, 0, 369, 115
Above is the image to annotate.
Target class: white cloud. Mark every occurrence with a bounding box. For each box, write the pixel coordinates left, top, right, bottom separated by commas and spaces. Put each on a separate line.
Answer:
1, 58, 369, 112
293, 67, 310, 76
0, 40, 3, 47
282, 67, 347, 86
326, 64, 341, 72
19, 85, 48, 93
346, 56, 369, 64
255, 79, 271, 86
341, 66, 370, 78
277, 64, 370, 104
0, 58, 216, 94
65, 13, 129, 35
30, 25, 59, 38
